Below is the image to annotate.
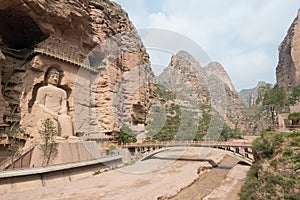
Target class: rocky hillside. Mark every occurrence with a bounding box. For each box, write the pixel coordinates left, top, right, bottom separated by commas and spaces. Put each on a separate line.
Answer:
239, 81, 272, 107
148, 51, 273, 137
240, 131, 300, 199
160, 51, 247, 129
276, 9, 300, 88
240, 10, 300, 199
146, 51, 248, 141
237, 81, 273, 135
204, 62, 247, 128
0, 0, 154, 140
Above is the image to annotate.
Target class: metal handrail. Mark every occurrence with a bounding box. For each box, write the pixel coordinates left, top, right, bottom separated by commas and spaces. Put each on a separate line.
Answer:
122, 140, 252, 148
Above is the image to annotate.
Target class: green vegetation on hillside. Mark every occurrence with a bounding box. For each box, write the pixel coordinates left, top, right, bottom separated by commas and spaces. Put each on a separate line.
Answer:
288, 85, 300, 105
146, 103, 181, 141
154, 84, 176, 102
195, 104, 211, 141
146, 85, 241, 142
239, 131, 300, 200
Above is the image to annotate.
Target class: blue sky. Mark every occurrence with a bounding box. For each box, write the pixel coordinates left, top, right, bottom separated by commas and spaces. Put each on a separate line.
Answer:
113, 0, 299, 91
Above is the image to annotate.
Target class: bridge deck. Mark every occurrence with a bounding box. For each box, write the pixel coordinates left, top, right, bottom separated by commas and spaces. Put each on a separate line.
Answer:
122, 141, 252, 148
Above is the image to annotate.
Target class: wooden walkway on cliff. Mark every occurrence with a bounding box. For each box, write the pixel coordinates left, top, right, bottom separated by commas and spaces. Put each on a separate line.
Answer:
0, 46, 105, 73
32, 48, 103, 73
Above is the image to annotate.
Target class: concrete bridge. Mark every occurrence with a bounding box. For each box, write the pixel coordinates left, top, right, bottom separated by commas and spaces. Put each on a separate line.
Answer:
122, 141, 254, 164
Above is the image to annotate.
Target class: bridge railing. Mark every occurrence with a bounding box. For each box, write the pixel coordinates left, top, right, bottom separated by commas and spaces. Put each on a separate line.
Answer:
122, 140, 252, 148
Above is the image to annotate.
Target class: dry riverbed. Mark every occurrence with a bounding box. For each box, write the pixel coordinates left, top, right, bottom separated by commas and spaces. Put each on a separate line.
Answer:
0, 147, 250, 200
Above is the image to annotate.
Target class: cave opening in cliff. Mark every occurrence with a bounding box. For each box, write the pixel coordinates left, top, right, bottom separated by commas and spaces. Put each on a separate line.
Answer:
0, 9, 48, 50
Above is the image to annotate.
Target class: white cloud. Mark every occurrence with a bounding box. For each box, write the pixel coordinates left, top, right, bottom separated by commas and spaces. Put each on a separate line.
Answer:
221, 49, 275, 90
113, 0, 299, 91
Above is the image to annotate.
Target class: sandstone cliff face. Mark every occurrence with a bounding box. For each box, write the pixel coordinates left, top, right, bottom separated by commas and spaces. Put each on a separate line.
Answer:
158, 51, 209, 104
205, 62, 236, 93
276, 9, 300, 88
237, 81, 274, 134
237, 106, 272, 135
0, 0, 154, 139
157, 51, 247, 130
204, 62, 247, 128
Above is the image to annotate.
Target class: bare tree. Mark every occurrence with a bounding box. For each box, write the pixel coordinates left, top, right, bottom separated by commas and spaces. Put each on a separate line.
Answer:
7, 124, 25, 169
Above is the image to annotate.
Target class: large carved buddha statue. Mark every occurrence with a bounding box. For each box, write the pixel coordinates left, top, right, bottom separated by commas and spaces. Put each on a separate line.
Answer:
32, 68, 73, 138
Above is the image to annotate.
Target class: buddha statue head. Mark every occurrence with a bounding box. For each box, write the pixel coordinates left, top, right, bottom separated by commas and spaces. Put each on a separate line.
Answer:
46, 68, 60, 86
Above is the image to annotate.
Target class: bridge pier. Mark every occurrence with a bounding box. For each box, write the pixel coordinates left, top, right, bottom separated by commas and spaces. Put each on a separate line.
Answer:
245, 147, 252, 154
146, 147, 150, 153
135, 147, 139, 155
244, 147, 253, 160
141, 147, 145, 154
226, 146, 234, 153
235, 147, 240, 155
128, 147, 136, 157
240, 147, 245, 158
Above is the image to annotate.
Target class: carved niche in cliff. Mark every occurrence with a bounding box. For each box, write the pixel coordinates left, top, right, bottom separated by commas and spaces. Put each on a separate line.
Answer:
20, 57, 76, 139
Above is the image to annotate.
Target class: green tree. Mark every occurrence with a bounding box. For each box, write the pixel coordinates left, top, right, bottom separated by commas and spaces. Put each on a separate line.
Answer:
7, 124, 25, 169
256, 86, 287, 126
288, 85, 300, 105
39, 118, 58, 166
255, 83, 273, 105
220, 124, 232, 141
118, 126, 137, 145
109, 144, 116, 154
